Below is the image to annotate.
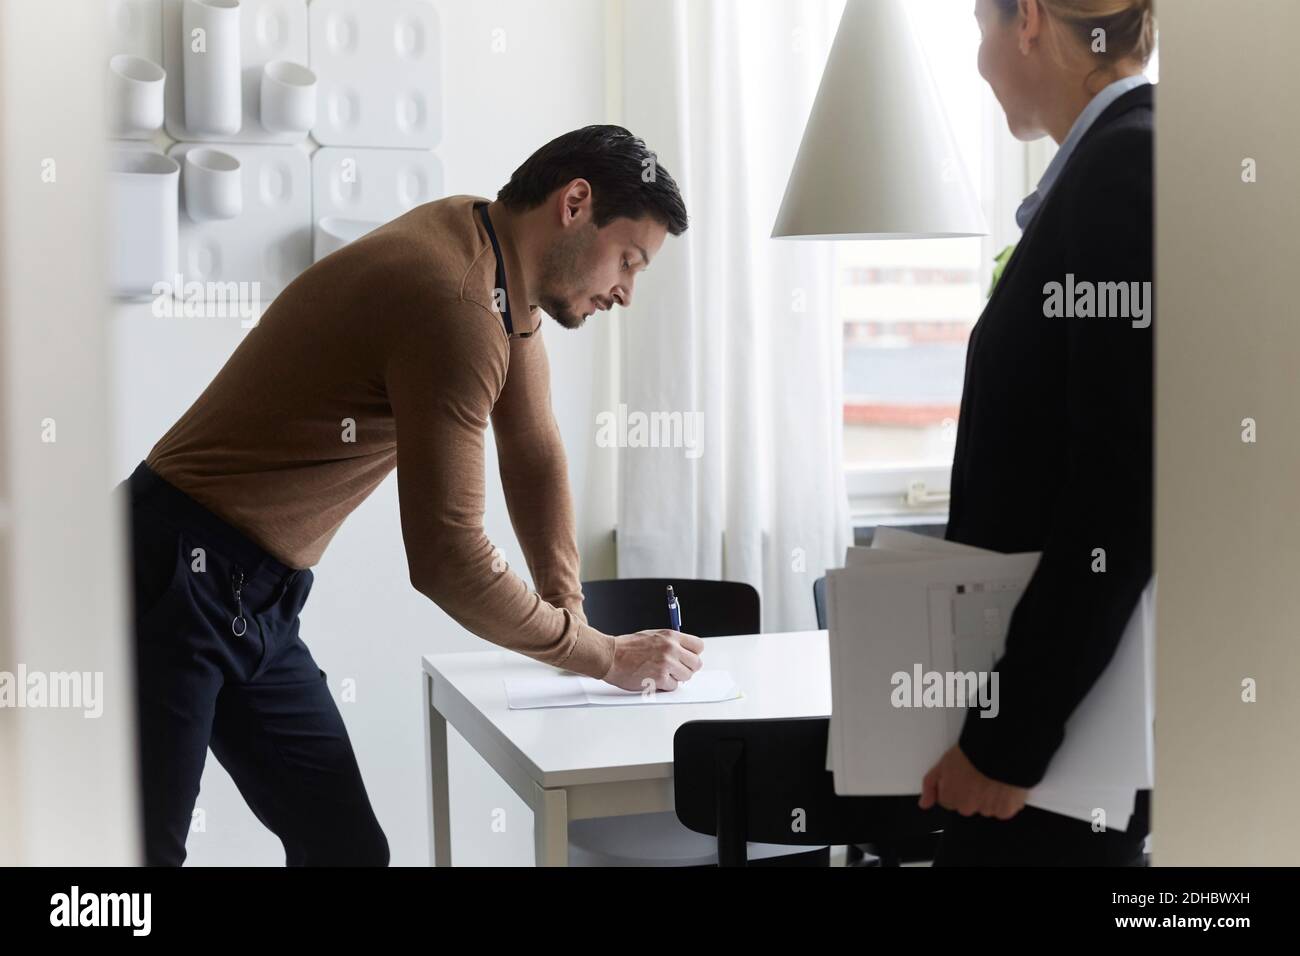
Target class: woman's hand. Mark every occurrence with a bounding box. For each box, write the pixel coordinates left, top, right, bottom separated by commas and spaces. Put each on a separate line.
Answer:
919, 745, 1029, 820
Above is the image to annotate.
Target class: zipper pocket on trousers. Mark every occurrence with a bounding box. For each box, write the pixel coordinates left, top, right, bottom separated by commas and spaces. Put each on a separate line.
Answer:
230, 566, 248, 637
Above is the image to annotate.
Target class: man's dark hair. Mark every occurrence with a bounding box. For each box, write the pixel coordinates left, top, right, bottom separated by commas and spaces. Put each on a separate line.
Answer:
498, 125, 688, 236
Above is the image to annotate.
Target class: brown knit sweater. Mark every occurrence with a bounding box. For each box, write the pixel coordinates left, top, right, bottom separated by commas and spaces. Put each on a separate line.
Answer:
145, 195, 616, 680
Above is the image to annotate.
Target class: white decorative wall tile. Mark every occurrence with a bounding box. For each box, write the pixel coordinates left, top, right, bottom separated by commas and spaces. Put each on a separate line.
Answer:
310, 0, 441, 149
170, 142, 312, 302
310, 146, 442, 258
163, 0, 312, 145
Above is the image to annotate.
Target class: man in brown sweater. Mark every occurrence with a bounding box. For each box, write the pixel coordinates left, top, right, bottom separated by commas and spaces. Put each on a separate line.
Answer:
122, 126, 698, 865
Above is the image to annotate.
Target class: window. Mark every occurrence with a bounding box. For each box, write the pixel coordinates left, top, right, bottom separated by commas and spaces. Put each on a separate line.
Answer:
839, 5, 1159, 521
839, 0, 1001, 520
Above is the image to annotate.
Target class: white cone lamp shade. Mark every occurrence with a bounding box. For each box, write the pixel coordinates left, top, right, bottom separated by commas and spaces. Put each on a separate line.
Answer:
773, 0, 987, 239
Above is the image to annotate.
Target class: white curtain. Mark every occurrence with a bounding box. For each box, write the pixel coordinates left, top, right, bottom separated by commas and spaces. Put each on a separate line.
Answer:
612, 0, 851, 631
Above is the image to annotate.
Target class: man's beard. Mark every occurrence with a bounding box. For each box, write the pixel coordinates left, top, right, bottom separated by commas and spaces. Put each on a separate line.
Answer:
537, 225, 595, 330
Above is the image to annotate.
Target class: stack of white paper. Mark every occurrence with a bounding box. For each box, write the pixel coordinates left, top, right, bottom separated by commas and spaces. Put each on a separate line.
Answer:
826, 528, 1153, 831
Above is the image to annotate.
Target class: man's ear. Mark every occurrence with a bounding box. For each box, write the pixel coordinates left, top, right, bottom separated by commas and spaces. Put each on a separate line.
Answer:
557, 178, 593, 227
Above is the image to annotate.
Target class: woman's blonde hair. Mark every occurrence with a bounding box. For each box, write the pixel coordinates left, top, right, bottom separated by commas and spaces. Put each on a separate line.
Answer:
996, 0, 1156, 72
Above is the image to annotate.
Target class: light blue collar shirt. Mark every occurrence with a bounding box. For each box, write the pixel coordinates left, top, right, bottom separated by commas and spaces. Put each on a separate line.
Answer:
1015, 74, 1151, 231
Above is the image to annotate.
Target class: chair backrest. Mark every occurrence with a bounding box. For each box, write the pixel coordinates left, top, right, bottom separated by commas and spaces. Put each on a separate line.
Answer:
581, 578, 760, 638
673, 717, 945, 865
812, 576, 827, 629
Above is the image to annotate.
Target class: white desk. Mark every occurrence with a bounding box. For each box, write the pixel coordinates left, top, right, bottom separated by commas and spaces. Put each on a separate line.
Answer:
422, 629, 831, 866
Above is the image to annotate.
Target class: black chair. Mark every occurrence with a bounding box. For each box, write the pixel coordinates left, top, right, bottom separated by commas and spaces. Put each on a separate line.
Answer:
675, 716, 946, 866
813, 576, 828, 629
574, 577, 827, 866
582, 577, 759, 637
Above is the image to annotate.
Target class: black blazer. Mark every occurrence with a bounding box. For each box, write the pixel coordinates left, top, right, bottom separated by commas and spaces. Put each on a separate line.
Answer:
947, 83, 1154, 787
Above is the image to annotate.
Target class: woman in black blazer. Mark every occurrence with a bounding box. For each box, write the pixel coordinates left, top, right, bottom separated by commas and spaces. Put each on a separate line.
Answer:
917, 0, 1157, 865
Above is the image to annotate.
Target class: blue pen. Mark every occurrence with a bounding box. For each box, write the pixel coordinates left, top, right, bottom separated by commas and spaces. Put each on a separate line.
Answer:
666, 585, 682, 631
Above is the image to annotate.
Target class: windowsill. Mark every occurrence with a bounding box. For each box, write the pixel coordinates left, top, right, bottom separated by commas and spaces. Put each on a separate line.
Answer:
845, 461, 952, 527
850, 509, 949, 527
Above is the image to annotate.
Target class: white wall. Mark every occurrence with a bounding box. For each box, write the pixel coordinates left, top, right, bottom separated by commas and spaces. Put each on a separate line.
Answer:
110, 0, 614, 866
1154, 0, 1300, 865
1, 0, 138, 864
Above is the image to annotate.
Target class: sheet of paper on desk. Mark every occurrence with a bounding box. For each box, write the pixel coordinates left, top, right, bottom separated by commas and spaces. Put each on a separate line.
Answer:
505, 669, 741, 710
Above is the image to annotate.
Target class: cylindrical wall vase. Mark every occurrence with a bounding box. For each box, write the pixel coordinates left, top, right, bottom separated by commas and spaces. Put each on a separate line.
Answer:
109, 54, 166, 137
108, 151, 180, 298
314, 216, 379, 261
182, 0, 242, 135
260, 60, 317, 134
183, 147, 242, 221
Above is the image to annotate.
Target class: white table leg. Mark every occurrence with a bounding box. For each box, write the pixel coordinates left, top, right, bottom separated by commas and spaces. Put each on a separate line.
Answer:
533, 785, 569, 867
424, 673, 452, 867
